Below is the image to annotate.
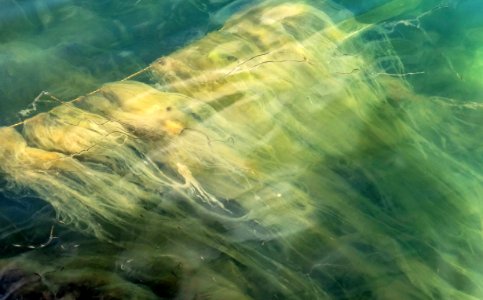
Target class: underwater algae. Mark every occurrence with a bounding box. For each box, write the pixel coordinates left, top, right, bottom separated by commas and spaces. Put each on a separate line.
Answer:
0, 0, 255, 126
1, 0, 482, 299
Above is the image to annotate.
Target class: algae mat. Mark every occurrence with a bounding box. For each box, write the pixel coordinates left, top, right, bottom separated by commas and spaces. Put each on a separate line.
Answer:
0, 0, 482, 299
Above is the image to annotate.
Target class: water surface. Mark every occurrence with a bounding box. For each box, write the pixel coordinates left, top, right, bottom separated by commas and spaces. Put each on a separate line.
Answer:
0, 0, 482, 299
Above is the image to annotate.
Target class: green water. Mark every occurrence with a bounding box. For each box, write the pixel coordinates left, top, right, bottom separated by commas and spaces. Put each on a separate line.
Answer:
0, 0, 482, 299
0, 0, 253, 126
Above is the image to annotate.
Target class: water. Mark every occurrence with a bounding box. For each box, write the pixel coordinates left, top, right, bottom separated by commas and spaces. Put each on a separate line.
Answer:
0, 0, 254, 126
0, 0, 482, 299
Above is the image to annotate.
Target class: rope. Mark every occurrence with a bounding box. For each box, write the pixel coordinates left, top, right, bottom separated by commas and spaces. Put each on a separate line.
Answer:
7, 65, 154, 129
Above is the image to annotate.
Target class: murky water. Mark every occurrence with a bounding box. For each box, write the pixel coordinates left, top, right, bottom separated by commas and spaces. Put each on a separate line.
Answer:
0, 0, 482, 299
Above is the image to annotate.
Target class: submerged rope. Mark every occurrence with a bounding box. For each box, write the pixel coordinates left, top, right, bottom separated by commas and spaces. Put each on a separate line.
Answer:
8, 65, 153, 129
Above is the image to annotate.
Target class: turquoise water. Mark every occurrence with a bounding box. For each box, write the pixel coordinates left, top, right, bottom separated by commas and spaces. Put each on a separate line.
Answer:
0, 0, 254, 125
0, 0, 482, 299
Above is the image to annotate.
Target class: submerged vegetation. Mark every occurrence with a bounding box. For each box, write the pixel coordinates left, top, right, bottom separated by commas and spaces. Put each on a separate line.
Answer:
0, 0, 482, 299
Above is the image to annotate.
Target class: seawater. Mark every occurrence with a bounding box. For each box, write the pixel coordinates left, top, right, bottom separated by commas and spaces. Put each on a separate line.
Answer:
0, 0, 482, 299
0, 0, 255, 126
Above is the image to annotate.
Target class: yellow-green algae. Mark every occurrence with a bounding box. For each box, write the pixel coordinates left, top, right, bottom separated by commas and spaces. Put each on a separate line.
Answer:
0, 1, 482, 299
